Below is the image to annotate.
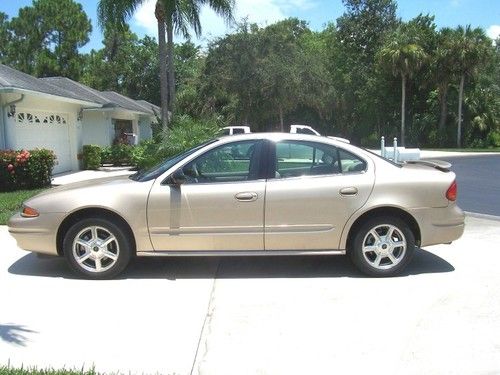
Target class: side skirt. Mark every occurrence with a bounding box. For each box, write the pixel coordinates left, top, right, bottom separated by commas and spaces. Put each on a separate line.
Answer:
137, 249, 346, 257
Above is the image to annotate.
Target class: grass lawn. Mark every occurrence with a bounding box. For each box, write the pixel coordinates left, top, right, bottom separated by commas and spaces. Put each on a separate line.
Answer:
0, 366, 99, 375
0, 188, 46, 225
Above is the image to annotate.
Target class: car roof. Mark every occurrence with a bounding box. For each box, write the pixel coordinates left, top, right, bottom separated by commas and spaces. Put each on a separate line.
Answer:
216, 132, 374, 160
218, 132, 335, 144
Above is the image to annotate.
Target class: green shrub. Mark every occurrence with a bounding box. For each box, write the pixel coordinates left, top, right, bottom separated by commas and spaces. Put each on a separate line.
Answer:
0, 149, 56, 191
487, 131, 500, 147
137, 115, 221, 169
360, 133, 380, 148
131, 140, 158, 169
82, 145, 102, 170
109, 144, 134, 165
100, 146, 112, 165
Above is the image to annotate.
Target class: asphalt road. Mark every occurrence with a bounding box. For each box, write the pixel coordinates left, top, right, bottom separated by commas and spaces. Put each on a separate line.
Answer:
438, 155, 500, 217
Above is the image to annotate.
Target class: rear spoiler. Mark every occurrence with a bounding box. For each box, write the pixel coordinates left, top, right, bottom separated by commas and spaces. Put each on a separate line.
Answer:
405, 159, 452, 172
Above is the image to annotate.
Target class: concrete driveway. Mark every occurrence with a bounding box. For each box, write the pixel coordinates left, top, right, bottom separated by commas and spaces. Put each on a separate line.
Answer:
1, 215, 500, 375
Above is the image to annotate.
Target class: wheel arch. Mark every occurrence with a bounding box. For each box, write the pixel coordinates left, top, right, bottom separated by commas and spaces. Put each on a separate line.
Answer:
56, 207, 137, 256
345, 206, 421, 253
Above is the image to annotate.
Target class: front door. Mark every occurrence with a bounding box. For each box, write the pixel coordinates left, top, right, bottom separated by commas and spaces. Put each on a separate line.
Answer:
264, 140, 375, 250
147, 139, 266, 251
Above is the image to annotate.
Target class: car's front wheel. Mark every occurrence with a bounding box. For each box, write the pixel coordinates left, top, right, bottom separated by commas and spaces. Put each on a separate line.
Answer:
350, 216, 415, 277
63, 218, 133, 279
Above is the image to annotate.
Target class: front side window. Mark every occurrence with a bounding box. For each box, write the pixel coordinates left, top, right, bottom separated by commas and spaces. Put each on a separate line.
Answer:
182, 140, 261, 183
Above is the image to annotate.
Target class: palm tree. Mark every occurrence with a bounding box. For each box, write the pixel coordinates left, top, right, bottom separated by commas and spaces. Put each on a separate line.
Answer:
434, 28, 456, 143
378, 26, 427, 146
448, 26, 490, 147
97, 0, 234, 130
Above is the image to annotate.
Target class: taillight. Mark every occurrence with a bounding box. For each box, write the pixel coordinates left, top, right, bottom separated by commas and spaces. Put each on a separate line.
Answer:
21, 206, 39, 218
446, 180, 457, 201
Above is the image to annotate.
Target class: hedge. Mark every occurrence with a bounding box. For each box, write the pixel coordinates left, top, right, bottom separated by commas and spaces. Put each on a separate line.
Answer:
82, 145, 102, 170
0, 149, 57, 192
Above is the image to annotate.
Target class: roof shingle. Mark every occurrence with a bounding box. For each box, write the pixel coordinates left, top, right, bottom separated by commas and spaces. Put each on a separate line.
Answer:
0, 64, 159, 115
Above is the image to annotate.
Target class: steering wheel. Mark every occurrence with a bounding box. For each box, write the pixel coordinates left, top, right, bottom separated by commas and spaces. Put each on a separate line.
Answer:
184, 163, 200, 183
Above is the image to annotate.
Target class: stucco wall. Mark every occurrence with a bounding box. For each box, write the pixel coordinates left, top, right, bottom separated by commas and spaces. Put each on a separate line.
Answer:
82, 111, 112, 147
0, 97, 5, 149
139, 116, 153, 141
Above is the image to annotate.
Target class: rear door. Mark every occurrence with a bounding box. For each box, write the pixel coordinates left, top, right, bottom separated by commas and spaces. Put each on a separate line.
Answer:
264, 140, 375, 250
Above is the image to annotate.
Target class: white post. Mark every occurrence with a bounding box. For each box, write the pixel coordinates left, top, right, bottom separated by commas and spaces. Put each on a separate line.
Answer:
381, 136, 385, 158
393, 137, 398, 163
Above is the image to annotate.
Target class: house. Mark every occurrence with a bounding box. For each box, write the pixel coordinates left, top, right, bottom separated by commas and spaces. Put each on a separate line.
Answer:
0, 64, 159, 174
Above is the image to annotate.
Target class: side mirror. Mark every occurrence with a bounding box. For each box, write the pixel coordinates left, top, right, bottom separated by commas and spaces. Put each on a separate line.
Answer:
169, 169, 186, 186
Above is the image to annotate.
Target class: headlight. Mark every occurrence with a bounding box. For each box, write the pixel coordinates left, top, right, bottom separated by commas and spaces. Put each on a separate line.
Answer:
21, 205, 39, 218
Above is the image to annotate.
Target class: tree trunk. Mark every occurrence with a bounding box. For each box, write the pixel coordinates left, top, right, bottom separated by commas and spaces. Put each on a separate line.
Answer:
457, 74, 465, 148
401, 73, 406, 147
166, 20, 175, 112
438, 83, 448, 141
279, 105, 284, 132
155, 1, 169, 132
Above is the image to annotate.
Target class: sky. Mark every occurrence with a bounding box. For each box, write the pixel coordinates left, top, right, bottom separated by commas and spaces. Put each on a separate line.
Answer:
2, 0, 500, 52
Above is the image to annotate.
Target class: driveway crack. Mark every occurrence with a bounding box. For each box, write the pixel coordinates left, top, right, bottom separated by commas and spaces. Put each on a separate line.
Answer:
190, 259, 221, 375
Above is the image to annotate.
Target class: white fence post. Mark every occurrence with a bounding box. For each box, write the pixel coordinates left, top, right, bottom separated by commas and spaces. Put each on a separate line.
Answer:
393, 137, 398, 163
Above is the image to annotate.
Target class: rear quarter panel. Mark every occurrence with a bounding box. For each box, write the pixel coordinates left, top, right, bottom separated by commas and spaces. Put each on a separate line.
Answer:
339, 159, 458, 249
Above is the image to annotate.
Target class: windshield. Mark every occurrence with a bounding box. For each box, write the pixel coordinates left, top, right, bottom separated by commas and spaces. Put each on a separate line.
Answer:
129, 140, 218, 182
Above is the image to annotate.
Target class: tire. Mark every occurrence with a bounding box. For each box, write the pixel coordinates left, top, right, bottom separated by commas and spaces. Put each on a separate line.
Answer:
63, 217, 133, 279
349, 216, 415, 277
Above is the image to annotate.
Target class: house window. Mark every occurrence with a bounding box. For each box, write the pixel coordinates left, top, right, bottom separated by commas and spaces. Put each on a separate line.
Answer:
15, 112, 67, 125
113, 119, 134, 145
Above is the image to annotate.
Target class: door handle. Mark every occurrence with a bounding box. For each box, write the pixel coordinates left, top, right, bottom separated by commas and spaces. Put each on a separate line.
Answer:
339, 187, 358, 196
235, 192, 258, 202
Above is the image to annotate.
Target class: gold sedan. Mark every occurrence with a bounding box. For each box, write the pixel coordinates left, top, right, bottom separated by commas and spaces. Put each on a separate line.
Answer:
8, 133, 465, 279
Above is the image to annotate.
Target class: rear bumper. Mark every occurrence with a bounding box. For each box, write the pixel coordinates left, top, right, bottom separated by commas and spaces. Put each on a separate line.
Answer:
409, 204, 465, 247
7, 213, 63, 256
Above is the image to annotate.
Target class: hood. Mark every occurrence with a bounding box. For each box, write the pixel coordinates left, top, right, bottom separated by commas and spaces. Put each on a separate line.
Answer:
25, 175, 153, 213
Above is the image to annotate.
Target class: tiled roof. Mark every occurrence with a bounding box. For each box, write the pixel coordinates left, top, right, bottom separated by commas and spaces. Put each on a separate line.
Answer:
0, 64, 91, 103
0, 64, 158, 115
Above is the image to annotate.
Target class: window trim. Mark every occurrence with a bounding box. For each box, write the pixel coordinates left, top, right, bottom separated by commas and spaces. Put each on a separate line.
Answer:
171, 139, 266, 185
268, 139, 368, 180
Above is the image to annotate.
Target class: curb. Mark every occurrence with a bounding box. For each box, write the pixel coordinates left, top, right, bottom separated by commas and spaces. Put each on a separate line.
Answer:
465, 211, 500, 222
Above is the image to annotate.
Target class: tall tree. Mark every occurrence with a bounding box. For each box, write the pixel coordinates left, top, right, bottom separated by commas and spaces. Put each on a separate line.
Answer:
334, 0, 398, 140
97, 0, 234, 131
378, 24, 427, 146
433, 28, 456, 139
4, 0, 91, 80
203, 22, 262, 126
81, 26, 161, 106
0, 12, 9, 62
448, 26, 491, 147
259, 19, 311, 131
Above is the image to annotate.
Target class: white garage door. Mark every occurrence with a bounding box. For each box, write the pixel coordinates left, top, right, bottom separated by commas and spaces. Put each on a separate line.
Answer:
14, 111, 72, 174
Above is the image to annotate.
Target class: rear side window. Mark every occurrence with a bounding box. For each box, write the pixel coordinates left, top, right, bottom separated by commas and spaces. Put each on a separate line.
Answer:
338, 149, 367, 173
274, 141, 340, 178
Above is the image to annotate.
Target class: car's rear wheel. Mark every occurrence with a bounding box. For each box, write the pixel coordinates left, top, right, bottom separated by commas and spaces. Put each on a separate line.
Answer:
63, 218, 132, 279
350, 216, 415, 277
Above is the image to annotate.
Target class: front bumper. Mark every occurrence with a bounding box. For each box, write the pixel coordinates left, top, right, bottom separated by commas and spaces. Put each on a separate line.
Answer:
7, 212, 64, 256
409, 204, 465, 247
